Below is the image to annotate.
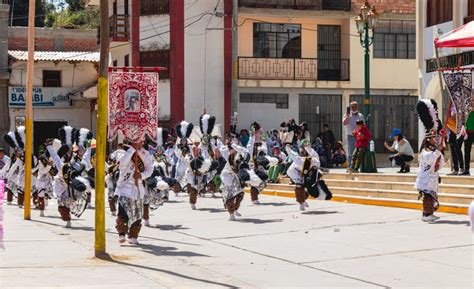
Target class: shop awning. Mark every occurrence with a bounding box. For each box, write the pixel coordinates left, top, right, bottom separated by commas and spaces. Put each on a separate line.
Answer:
435, 21, 474, 48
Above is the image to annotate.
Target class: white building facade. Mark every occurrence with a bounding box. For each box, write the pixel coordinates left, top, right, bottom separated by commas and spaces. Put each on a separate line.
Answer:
109, 0, 227, 128
8, 51, 99, 151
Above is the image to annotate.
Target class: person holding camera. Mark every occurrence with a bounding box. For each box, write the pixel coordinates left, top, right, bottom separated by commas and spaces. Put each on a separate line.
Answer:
343, 101, 365, 166
384, 128, 415, 173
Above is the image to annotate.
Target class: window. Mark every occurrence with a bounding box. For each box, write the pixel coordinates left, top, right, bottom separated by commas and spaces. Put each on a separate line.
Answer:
469, 0, 474, 15
124, 54, 129, 67
374, 20, 416, 59
139, 50, 170, 79
253, 23, 301, 58
427, 0, 453, 27
43, 70, 61, 87
240, 93, 289, 109
466, 0, 474, 23
112, 60, 118, 67
141, 0, 169, 16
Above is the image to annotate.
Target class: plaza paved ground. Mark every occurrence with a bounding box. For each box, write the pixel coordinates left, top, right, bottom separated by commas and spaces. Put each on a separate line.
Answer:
1, 192, 473, 289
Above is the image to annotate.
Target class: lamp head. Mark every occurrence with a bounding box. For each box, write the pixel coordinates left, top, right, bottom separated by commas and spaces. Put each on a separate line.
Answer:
360, 1, 370, 21
367, 6, 379, 30
355, 14, 365, 35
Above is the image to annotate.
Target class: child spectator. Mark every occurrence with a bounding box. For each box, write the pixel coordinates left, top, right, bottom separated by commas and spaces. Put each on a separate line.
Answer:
349, 120, 372, 173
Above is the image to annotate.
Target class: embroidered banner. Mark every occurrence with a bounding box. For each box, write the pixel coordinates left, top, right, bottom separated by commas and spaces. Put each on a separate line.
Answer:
108, 72, 159, 142
443, 72, 472, 133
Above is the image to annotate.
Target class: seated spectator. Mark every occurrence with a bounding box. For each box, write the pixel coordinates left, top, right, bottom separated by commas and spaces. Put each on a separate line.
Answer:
313, 137, 329, 167
239, 129, 250, 147
317, 124, 336, 168
384, 128, 415, 173
332, 141, 347, 167
267, 145, 287, 183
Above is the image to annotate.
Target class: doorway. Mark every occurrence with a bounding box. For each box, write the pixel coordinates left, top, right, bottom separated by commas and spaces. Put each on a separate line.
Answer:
34, 121, 67, 155
299, 94, 342, 141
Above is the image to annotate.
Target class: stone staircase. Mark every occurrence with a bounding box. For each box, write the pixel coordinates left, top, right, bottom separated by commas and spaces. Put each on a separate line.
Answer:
250, 173, 474, 215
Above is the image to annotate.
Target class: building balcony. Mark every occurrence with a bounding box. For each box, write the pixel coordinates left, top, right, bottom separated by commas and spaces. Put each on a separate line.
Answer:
238, 57, 350, 81
109, 14, 129, 42
238, 0, 351, 11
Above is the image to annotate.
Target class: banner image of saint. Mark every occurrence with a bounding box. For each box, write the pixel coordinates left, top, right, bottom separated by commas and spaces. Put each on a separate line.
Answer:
125, 89, 141, 112
108, 72, 159, 142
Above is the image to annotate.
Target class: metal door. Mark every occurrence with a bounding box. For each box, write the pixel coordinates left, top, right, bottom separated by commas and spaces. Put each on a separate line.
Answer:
299, 94, 342, 141
317, 25, 341, 81
350, 95, 419, 152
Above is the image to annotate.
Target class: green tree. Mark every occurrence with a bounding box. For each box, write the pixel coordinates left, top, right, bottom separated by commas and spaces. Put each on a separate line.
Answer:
65, 0, 86, 12
10, 0, 48, 27
51, 6, 100, 29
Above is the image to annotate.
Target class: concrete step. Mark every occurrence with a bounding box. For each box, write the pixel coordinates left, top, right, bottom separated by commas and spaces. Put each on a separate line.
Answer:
321, 172, 474, 185
265, 183, 474, 205
329, 187, 474, 205
268, 180, 474, 196
245, 188, 469, 215
323, 179, 474, 196
279, 172, 474, 186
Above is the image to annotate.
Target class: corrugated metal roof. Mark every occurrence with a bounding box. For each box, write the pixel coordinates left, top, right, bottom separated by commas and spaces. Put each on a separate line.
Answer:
8, 50, 100, 63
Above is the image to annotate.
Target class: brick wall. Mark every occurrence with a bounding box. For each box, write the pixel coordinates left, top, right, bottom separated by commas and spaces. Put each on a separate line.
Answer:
63, 39, 99, 52
352, 0, 415, 14
8, 27, 99, 51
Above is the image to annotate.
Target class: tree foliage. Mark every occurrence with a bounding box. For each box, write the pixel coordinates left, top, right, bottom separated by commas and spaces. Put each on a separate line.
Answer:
65, 0, 86, 13
45, 1, 99, 29
10, 0, 50, 27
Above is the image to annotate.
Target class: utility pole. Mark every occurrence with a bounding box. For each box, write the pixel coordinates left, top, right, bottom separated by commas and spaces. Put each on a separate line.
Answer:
23, 0, 36, 220
231, 0, 238, 128
95, 0, 110, 257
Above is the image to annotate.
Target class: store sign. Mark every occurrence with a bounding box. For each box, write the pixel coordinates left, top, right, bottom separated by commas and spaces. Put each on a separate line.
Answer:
8, 86, 72, 107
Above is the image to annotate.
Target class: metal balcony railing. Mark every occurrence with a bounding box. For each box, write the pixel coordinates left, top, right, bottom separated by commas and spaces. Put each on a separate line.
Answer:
322, 0, 351, 11
238, 57, 350, 81
239, 0, 323, 10
239, 0, 351, 11
109, 14, 129, 42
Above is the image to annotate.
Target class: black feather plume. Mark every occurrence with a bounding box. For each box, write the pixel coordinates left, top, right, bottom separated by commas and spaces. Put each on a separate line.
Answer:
14, 129, 24, 149
416, 100, 435, 133
3, 132, 17, 149
186, 123, 194, 138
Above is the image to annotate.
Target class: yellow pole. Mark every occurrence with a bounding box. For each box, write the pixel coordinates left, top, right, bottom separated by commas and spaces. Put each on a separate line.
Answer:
24, 0, 37, 220
94, 77, 107, 256
95, 0, 110, 257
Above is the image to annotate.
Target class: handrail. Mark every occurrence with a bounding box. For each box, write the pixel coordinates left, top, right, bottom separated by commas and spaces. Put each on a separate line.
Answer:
238, 57, 350, 81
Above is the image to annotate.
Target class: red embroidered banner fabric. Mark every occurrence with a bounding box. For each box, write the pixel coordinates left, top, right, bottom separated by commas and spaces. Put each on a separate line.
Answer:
108, 72, 159, 142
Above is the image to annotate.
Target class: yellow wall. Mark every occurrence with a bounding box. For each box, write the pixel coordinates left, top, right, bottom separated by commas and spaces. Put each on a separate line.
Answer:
347, 21, 417, 90
238, 15, 349, 59
238, 13, 417, 91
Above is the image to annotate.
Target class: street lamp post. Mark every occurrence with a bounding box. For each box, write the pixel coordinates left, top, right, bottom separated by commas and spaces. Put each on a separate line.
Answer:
355, 2, 379, 123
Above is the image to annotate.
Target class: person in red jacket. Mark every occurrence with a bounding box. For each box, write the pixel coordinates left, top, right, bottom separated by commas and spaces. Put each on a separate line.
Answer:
349, 120, 372, 173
